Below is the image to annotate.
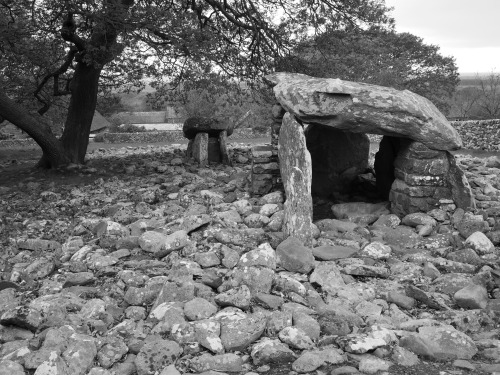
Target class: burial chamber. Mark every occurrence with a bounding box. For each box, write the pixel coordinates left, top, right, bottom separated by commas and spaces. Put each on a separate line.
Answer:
264, 72, 476, 245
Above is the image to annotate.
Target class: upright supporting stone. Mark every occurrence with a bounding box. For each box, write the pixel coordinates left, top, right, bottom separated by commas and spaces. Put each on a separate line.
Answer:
389, 140, 474, 215
219, 130, 232, 166
271, 103, 285, 147
279, 113, 313, 245
193, 132, 209, 167
186, 139, 194, 159
446, 153, 476, 211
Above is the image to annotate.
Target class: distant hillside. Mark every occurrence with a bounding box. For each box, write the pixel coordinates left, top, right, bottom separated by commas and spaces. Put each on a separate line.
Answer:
116, 83, 157, 112
459, 72, 491, 88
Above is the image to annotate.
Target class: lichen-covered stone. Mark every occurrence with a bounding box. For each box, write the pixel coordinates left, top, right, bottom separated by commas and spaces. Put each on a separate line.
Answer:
192, 132, 209, 167
266, 72, 462, 150
399, 326, 477, 361
250, 338, 295, 366
134, 340, 182, 375
278, 113, 314, 245
183, 117, 232, 139
220, 314, 266, 351
275, 237, 315, 274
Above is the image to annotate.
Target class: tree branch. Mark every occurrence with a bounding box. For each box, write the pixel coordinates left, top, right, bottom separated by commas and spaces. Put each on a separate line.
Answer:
34, 47, 77, 115
60, 12, 86, 51
0, 79, 70, 167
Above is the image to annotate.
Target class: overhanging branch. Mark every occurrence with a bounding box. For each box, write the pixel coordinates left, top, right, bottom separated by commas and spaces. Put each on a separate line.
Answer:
34, 47, 77, 115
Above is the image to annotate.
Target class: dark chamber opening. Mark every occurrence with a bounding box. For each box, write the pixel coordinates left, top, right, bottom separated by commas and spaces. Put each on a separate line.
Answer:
304, 125, 401, 221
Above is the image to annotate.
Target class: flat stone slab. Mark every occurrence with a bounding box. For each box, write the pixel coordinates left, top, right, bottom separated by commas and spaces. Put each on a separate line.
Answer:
265, 72, 462, 151
183, 117, 233, 139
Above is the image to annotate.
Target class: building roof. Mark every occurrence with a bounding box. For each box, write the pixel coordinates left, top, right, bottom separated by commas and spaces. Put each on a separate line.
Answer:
91, 111, 111, 132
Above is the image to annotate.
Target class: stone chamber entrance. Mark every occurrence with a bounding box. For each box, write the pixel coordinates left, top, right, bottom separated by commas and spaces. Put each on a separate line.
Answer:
259, 72, 476, 245
305, 125, 464, 222
304, 124, 376, 221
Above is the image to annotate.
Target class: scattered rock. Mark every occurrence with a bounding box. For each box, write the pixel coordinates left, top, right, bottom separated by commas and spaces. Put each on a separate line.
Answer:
1, 143, 498, 375
275, 237, 315, 274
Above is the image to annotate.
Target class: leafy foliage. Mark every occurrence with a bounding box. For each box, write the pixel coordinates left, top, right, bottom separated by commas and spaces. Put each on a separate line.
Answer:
277, 28, 459, 114
96, 94, 127, 117
108, 123, 148, 133
147, 73, 274, 131
0, 0, 393, 168
0, 1, 69, 131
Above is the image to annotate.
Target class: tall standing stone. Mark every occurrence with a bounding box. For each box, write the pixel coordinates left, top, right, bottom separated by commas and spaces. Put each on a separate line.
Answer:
193, 132, 209, 167
278, 113, 313, 245
446, 152, 476, 211
219, 130, 232, 166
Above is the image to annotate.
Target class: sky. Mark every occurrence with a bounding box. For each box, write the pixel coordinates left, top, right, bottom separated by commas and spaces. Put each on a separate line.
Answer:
384, 0, 500, 74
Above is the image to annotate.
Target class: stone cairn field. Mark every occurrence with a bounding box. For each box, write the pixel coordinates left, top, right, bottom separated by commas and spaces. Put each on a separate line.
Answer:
1, 144, 500, 375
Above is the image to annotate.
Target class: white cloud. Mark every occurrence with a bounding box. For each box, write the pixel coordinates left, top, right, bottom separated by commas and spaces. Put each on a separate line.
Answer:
384, 0, 500, 72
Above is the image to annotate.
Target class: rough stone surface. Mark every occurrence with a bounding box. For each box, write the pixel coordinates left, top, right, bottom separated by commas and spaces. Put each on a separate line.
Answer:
192, 132, 209, 167
465, 231, 495, 255
250, 338, 295, 366
275, 237, 315, 274
134, 340, 182, 375
1, 142, 500, 375
454, 284, 489, 309
266, 72, 462, 150
220, 314, 266, 351
278, 113, 314, 245
400, 326, 478, 361
390, 140, 474, 215
312, 245, 357, 260
183, 117, 232, 139
331, 202, 390, 226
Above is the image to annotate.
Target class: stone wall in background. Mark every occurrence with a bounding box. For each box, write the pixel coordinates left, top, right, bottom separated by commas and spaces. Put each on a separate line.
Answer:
109, 109, 186, 124
94, 128, 271, 143
95, 131, 185, 143
451, 119, 500, 151
1, 121, 499, 149
0, 139, 38, 148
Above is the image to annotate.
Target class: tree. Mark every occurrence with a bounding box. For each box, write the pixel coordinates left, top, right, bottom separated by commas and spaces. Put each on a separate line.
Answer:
476, 72, 500, 119
277, 28, 459, 114
0, 0, 393, 168
147, 72, 274, 132
449, 72, 500, 120
449, 86, 481, 119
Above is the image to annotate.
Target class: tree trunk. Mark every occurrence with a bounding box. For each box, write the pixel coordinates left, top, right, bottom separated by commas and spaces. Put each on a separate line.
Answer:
58, 62, 102, 164
0, 84, 70, 168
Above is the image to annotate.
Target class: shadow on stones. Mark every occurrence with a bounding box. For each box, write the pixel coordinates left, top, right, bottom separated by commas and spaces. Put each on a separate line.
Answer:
306, 124, 401, 221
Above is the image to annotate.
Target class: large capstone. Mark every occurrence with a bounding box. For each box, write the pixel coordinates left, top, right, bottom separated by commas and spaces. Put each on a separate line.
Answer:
305, 124, 370, 197
183, 117, 233, 139
265, 72, 474, 245
265, 72, 462, 151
